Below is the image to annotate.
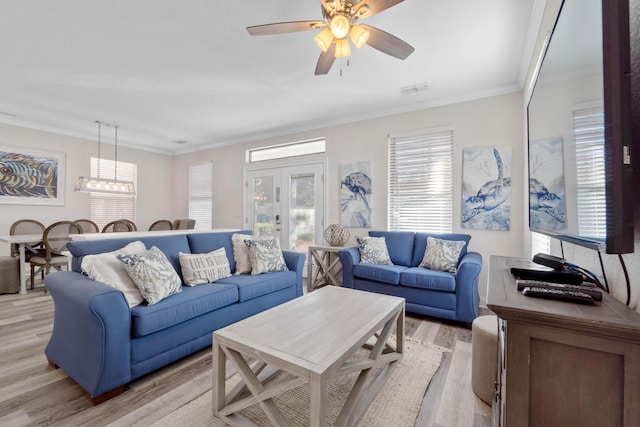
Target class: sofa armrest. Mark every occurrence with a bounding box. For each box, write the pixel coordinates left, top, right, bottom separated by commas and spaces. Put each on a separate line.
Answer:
455, 251, 483, 323
283, 250, 305, 297
338, 247, 361, 288
44, 272, 132, 398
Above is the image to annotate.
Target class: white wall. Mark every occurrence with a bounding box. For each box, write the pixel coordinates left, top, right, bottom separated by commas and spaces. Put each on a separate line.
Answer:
173, 91, 526, 305
0, 123, 175, 254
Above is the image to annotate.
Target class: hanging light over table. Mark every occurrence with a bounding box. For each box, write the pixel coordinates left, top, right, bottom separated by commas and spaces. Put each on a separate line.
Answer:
75, 121, 136, 195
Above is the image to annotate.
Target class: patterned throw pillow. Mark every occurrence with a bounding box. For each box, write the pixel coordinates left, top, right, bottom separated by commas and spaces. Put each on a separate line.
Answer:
244, 239, 289, 275
118, 246, 182, 305
419, 237, 466, 273
356, 236, 393, 265
81, 241, 147, 307
231, 233, 254, 275
179, 247, 231, 286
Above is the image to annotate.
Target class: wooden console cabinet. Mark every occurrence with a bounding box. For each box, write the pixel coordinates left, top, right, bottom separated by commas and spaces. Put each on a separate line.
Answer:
487, 256, 640, 426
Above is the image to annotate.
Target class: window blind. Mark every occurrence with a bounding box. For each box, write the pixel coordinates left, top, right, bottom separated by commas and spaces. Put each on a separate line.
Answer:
388, 128, 454, 232
189, 163, 212, 230
573, 106, 606, 238
90, 158, 137, 229
531, 232, 551, 256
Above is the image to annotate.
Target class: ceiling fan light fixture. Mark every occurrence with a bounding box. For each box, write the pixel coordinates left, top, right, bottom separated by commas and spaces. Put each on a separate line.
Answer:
314, 28, 334, 52
335, 38, 351, 58
349, 25, 369, 48
329, 14, 350, 39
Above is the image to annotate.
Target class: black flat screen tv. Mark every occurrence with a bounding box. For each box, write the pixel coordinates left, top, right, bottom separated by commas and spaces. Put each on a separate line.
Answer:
527, 0, 634, 254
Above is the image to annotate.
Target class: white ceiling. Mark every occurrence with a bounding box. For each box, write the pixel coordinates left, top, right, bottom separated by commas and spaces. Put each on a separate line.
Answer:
0, 0, 540, 155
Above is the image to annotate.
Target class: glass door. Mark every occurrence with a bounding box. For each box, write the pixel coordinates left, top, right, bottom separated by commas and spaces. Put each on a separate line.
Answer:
246, 162, 325, 253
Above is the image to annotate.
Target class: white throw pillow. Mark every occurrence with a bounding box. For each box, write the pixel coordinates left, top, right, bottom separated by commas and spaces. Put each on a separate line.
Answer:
179, 248, 232, 286
356, 236, 393, 265
118, 246, 182, 306
244, 239, 288, 275
419, 236, 466, 273
81, 241, 147, 307
231, 233, 254, 274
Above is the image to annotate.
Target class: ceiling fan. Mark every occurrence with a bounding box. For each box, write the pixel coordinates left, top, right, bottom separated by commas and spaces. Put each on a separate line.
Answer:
246, 0, 415, 75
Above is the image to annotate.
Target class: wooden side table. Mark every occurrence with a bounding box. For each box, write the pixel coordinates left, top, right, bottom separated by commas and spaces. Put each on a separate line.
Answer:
307, 244, 353, 292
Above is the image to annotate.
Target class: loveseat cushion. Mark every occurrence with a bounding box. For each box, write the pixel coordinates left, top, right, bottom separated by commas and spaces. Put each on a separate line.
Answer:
130, 283, 238, 337
411, 233, 471, 267
399, 267, 457, 292
216, 270, 297, 302
353, 264, 410, 285
368, 231, 415, 266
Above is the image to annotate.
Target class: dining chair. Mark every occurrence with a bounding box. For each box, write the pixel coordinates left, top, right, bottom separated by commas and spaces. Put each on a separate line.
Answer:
148, 220, 173, 231
10, 219, 46, 288
102, 220, 135, 233
173, 219, 196, 230
119, 219, 138, 231
74, 219, 100, 233
29, 221, 83, 292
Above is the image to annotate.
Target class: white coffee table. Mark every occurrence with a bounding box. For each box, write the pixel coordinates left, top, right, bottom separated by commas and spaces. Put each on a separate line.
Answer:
212, 286, 405, 427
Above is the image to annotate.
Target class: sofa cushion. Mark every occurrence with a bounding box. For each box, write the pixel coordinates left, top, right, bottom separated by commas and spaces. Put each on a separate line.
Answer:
356, 236, 393, 265
353, 264, 409, 285
187, 230, 251, 274
419, 236, 467, 273
216, 271, 296, 302
67, 234, 191, 281
118, 246, 183, 305
368, 231, 415, 266
179, 248, 232, 286
411, 233, 471, 267
130, 283, 239, 337
399, 267, 457, 292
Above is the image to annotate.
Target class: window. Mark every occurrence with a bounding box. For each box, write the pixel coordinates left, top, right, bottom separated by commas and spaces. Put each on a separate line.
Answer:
248, 138, 325, 163
388, 127, 454, 232
531, 232, 551, 256
90, 158, 137, 228
573, 105, 606, 238
189, 163, 212, 230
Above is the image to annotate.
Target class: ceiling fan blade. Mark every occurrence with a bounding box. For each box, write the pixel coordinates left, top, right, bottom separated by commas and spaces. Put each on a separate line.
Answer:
360, 24, 414, 60
315, 43, 336, 75
354, 0, 404, 18
247, 20, 326, 36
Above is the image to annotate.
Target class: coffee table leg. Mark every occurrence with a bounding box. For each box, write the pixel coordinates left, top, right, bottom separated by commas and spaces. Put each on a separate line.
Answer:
310, 374, 327, 427
212, 339, 226, 417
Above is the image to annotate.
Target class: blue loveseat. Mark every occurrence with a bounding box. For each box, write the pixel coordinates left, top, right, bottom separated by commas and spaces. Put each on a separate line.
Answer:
44, 230, 304, 404
338, 231, 482, 323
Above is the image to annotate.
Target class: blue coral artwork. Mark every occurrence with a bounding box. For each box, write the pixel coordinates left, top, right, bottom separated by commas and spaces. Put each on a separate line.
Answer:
0, 146, 66, 205
462, 146, 512, 230
340, 161, 372, 228
529, 137, 566, 230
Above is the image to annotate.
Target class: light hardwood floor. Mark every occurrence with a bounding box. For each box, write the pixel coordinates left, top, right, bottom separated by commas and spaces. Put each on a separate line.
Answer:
0, 285, 492, 426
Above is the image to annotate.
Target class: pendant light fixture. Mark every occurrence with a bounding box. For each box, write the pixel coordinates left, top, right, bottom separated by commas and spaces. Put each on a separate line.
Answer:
75, 121, 136, 195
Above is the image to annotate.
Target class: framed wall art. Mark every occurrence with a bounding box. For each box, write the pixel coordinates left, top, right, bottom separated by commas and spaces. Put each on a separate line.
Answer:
340, 161, 372, 227
461, 146, 511, 230
529, 137, 566, 230
0, 145, 66, 205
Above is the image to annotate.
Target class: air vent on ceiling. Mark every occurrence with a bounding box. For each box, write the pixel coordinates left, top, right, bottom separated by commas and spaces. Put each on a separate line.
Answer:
401, 83, 428, 95
173, 140, 188, 145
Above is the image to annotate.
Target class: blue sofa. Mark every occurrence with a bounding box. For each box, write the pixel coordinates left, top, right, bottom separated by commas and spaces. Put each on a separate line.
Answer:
44, 230, 305, 404
338, 231, 482, 323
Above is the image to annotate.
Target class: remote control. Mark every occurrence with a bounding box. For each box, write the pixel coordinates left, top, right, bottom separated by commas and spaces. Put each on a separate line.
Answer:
516, 279, 602, 301
522, 286, 595, 304
510, 267, 583, 285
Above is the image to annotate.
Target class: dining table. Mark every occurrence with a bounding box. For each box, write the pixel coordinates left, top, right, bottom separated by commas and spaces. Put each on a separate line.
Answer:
0, 233, 46, 295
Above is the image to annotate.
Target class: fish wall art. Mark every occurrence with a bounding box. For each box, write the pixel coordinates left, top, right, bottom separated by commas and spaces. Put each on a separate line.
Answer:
0, 147, 65, 205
